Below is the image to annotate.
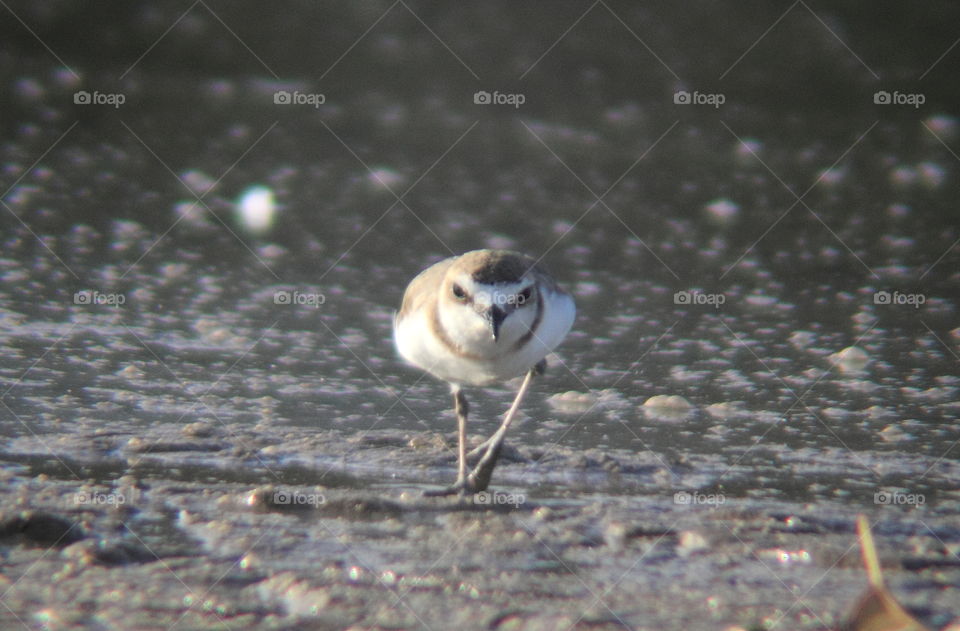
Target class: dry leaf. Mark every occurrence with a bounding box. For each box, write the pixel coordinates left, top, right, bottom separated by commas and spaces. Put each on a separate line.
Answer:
843, 515, 930, 631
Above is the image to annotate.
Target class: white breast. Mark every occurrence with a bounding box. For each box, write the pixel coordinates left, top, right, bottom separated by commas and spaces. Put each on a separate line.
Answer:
394, 288, 575, 386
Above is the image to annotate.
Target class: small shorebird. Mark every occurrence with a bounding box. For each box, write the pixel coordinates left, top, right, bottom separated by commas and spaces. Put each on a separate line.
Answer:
394, 249, 575, 495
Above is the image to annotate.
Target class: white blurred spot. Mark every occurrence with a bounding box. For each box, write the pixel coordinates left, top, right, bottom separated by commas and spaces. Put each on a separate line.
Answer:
677, 530, 709, 556
917, 162, 946, 189
52, 67, 82, 90
734, 138, 762, 162
704, 198, 739, 224
879, 424, 912, 442
817, 166, 845, 186
574, 281, 602, 297
924, 114, 958, 140
644, 394, 692, 410
14, 78, 44, 101
704, 402, 747, 419
547, 391, 597, 414
758, 548, 811, 564
181, 170, 216, 196
864, 405, 895, 420
367, 167, 403, 191
889, 165, 916, 187
484, 234, 517, 250
831, 346, 868, 373
788, 330, 816, 349
744, 293, 777, 307
643, 395, 694, 420
257, 243, 287, 259
236, 185, 277, 234
880, 234, 915, 249
173, 200, 213, 229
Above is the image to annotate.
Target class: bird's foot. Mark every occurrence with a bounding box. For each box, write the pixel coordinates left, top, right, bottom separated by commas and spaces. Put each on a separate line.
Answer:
422, 461, 500, 497
422, 476, 477, 497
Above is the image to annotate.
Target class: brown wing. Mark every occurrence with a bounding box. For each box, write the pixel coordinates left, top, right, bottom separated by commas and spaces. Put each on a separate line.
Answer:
396, 256, 455, 321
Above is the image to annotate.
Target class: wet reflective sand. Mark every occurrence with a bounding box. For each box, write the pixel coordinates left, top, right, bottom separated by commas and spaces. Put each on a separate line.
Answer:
2, 3, 959, 629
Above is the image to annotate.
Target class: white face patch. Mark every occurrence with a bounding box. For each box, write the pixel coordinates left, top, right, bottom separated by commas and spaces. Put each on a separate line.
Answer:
441, 276, 539, 348
451, 275, 534, 310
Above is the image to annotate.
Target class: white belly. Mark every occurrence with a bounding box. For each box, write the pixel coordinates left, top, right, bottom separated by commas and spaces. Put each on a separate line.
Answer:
394, 291, 574, 386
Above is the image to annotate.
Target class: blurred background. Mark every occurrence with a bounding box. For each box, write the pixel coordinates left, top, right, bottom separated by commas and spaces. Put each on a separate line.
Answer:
2, 0, 958, 482
1, 2, 959, 628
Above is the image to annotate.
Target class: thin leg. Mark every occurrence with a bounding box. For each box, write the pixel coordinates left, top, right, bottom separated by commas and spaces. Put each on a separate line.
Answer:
466, 359, 544, 459
423, 386, 471, 497
453, 386, 468, 485
467, 366, 537, 492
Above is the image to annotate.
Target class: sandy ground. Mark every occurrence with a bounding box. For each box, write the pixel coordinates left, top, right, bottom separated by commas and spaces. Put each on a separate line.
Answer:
1, 425, 958, 630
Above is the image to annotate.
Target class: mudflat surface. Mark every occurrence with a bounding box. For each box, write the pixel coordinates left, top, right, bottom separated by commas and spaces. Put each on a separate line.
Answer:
2, 2, 960, 629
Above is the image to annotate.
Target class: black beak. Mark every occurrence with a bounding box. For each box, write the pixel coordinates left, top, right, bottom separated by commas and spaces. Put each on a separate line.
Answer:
485, 305, 507, 341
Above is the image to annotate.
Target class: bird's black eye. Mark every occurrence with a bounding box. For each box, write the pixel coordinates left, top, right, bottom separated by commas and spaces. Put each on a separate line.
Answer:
518, 287, 533, 304
452, 284, 467, 300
